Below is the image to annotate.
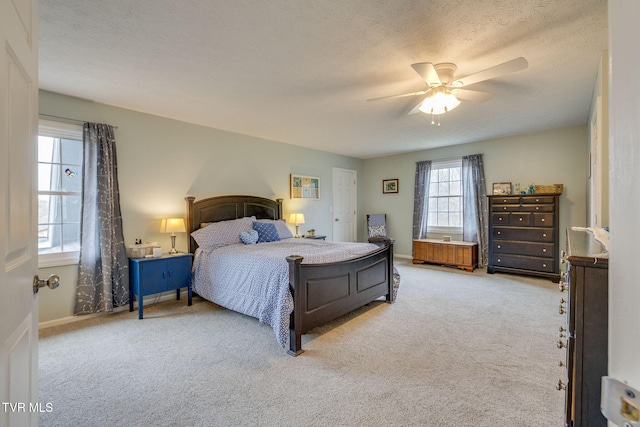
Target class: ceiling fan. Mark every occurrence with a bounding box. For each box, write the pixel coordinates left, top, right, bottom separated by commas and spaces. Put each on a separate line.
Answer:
367, 57, 528, 120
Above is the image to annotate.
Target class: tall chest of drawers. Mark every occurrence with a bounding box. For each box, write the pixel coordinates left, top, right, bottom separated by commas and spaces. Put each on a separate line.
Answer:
487, 194, 560, 281
559, 229, 608, 427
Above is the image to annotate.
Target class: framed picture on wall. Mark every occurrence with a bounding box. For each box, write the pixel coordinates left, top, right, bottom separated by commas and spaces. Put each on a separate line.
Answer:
290, 174, 320, 200
383, 179, 399, 194
492, 182, 512, 195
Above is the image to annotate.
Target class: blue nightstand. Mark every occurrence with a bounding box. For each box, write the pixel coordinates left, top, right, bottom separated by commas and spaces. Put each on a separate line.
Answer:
129, 253, 193, 319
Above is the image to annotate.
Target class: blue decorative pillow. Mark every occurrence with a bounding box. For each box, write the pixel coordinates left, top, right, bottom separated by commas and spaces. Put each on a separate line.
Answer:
240, 230, 259, 245
252, 222, 281, 243
256, 219, 294, 239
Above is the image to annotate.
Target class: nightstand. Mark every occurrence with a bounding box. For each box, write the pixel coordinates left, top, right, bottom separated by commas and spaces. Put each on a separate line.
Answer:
128, 253, 193, 319
304, 235, 326, 240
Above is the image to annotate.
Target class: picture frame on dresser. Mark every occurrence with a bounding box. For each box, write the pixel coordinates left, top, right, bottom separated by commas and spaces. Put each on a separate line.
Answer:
492, 182, 512, 195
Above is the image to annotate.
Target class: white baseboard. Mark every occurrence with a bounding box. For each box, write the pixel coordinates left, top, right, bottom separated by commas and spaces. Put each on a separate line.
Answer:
38, 290, 188, 330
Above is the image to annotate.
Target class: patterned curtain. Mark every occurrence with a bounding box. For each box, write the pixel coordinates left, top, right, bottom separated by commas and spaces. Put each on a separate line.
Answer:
412, 160, 432, 244
462, 154, 489, 267
75, 123, 129, 314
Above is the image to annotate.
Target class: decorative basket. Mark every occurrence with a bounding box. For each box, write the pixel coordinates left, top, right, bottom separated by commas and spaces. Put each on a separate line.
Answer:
534, 184, 563, 195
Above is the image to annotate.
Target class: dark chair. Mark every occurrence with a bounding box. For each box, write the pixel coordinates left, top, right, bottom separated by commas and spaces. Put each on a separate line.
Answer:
366, 214, 395, 246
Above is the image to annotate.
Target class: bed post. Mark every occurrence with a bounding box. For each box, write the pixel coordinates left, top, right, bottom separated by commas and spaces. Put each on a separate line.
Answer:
275, 198, 283, 220
286, 255, 304, 356
386, 243, 395, 303
185, 196, 195, 253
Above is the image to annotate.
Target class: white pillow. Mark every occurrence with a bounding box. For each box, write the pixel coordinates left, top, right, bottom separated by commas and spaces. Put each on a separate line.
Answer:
256, 219, 294, 239
191, 216, 256, 248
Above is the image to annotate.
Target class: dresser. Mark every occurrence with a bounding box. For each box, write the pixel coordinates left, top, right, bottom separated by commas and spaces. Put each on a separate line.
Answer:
558, 229, 608, 427
487, 194, 560, 281
129, 253, 193, 319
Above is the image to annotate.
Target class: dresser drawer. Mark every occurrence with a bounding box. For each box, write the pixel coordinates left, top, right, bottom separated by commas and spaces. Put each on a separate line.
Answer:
492, 196, 521, 205
491, 213, 510, 224
492, 204, 520, 212
491, 254, 556, 272
493, 226, 554, 242
521, 204, 554, 212
533, 212, 554, 227
492, 240, 554, 258
510, 212, 531, 225
521, 196, 555, 204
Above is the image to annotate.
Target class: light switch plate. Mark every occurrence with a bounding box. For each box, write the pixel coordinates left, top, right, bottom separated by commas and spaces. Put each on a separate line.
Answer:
602, 376, 640, 427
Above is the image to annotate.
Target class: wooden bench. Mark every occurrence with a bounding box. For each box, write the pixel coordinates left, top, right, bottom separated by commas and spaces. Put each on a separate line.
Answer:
412, 239, 478, 272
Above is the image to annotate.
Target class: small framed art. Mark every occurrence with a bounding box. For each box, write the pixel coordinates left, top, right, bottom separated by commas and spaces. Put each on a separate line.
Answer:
383, 179, 399, 194
492, 182, 512, 195
290, 174, 320, 200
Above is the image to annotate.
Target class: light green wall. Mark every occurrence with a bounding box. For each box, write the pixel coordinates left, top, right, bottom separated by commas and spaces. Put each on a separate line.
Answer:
362, 125, 588, 257
38, 90, 364, 323
38, 90, 589, 324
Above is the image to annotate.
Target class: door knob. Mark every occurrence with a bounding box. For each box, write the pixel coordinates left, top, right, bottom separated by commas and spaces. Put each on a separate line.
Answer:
33, 274, 60, 294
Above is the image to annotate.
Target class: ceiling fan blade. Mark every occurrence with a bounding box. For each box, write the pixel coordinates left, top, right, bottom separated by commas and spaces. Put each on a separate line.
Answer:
411, 62, 441, 86
451, 88, 494, 102
407, 95, 428, 115
453, 57, 528, 87
366, 90, 428, 102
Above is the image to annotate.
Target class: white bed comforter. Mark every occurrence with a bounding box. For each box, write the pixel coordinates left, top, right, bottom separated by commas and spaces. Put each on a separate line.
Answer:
192, 239, 381, 348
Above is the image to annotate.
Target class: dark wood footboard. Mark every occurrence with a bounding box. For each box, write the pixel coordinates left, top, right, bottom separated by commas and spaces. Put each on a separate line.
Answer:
286, 243, 394, 356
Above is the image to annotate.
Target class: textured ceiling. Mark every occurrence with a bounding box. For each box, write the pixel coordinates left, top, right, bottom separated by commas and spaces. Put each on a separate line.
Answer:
39, 0, 608, 159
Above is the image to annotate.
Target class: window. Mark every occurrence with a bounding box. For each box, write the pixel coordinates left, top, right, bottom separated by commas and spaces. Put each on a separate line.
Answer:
428, 159, 462, 231
38, 120, 83, 267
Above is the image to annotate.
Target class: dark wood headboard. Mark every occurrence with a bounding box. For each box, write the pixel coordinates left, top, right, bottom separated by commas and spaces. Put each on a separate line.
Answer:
185, 195, 283, 253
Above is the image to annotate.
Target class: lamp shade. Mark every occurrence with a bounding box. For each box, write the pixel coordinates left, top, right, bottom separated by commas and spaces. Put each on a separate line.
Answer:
160, 218, 186, 234
418, 87, 460, 115
289, 213, 305, 225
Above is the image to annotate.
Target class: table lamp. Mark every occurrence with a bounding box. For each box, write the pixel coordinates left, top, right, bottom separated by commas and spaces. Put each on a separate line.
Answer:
289, 213, 305, 238
160, 218, 186, 254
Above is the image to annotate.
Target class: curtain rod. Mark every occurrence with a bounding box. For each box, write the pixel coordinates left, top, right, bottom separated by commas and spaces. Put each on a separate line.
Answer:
416, 154, 484, 164
39, 113, 119, 129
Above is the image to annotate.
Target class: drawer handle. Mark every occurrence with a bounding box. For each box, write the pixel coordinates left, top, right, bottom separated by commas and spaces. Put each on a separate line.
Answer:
536, 198, 540, 202
497, 258, 501, 262
543, 263, 547, 268
542, 233, 547, 237
519, 217, 523, 221
541, 218, 545, 222
542, 248, 547, 252
503, 207, 507, 210
497, 245, 501, 249
497, 231, 501, 235
498, 217, 503, 220
536, 207, 540, 210
503, 199, 507, 203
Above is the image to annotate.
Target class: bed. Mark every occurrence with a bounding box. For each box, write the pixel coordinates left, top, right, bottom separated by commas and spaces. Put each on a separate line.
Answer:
185, 195, 396, 356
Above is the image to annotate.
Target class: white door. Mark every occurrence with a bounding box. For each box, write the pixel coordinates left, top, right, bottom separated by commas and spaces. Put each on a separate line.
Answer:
332, 168, 357, 242
1, 0, 40, 425
609, 0, 640, 407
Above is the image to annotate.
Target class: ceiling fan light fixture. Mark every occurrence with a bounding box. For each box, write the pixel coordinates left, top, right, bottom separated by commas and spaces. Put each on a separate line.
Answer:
418, 88, 460, 115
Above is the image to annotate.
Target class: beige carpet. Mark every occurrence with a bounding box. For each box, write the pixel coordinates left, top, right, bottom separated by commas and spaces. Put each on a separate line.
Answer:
39, 259, 564, 426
